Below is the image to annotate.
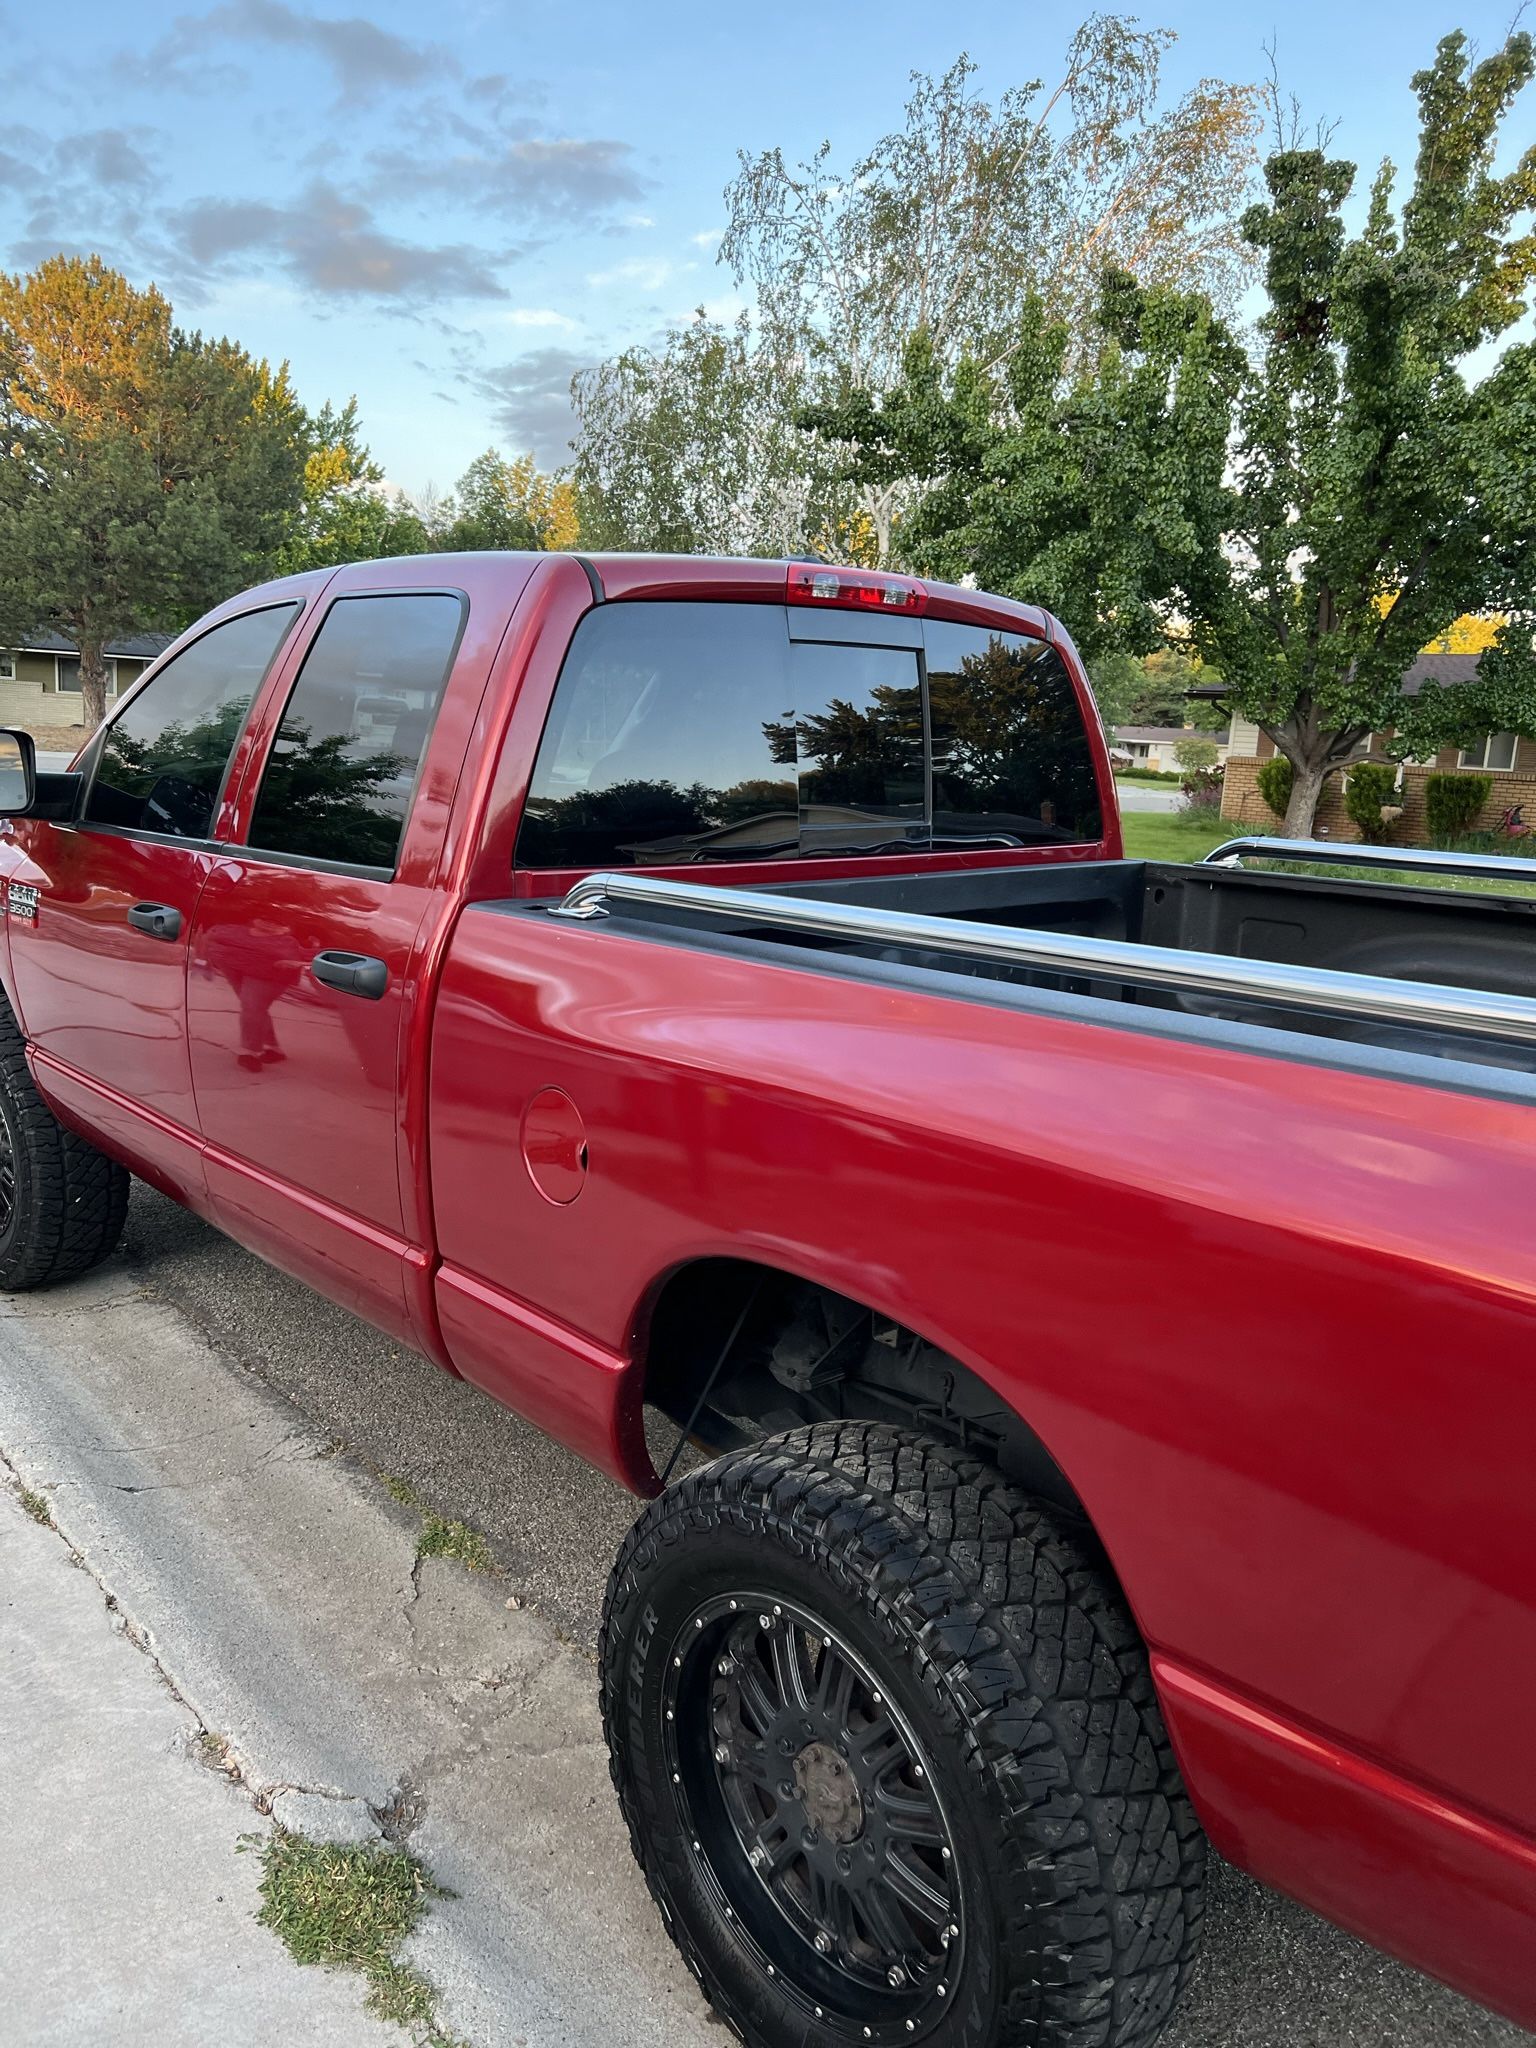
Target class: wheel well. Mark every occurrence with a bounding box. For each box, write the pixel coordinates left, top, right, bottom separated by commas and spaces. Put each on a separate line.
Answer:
641, 1257, 1087, 1516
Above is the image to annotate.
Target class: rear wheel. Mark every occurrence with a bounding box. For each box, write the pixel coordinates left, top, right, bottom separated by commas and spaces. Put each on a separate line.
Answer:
0, 1001, 129, 1290
601, 1421, 1204, 2048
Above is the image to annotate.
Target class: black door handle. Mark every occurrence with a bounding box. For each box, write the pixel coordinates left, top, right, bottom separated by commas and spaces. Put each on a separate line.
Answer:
310, 950, 388, 1001
127, 902, 182, 941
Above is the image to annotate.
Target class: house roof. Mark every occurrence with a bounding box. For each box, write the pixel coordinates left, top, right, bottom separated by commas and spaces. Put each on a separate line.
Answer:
6, 631, 174, 660
1398, 653, 1484, 695
1190, 654, 1485, 703
1113, 725, 1206, 743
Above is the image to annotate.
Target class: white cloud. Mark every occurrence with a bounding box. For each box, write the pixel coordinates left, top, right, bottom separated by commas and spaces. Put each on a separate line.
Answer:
495, 306, 580, 330
689, 229, 721, 248
586, 256, 689, 291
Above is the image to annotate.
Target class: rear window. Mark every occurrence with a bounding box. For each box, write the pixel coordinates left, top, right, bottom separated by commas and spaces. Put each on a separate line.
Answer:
515, 602, 1100, 870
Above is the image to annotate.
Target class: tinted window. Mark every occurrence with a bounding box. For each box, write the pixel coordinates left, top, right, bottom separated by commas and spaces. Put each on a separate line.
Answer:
517, 603, 800, 868
85, 605, 298, 838
925, 622, 1101, 847
789, 641, 925, 855
247, 593, 463, 870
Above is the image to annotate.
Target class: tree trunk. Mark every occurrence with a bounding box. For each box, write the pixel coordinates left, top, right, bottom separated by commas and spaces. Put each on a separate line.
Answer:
78, 638, 109, 731
1281, 755, 1332, 838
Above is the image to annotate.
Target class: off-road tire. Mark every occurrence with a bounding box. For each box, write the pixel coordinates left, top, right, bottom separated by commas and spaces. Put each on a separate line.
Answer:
0, 1001, 129, 1290
601, 1420, 1205, 2048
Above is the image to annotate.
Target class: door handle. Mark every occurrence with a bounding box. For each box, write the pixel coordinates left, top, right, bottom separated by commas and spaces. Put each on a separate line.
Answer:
127, 902, 182, 941
310, 950, 388, 1001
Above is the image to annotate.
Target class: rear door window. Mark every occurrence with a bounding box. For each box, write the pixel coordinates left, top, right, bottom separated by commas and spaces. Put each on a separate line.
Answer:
85, 604, 299, 838
246, 592, 464, 871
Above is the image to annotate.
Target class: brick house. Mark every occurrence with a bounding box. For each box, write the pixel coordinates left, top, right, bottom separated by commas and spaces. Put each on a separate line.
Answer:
1217, 654, 1536, 841
0, 631, 173, 733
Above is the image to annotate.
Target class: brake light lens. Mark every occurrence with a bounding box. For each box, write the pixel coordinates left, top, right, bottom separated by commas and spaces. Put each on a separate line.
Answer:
786, 565, 928, 614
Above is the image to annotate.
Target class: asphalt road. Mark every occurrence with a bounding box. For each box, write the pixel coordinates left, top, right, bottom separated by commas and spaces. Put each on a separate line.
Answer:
120, 1184, 1525, 2048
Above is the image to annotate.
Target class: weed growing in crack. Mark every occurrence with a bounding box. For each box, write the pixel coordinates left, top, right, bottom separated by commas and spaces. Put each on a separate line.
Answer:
251, 1828, 466, 2047
18, 1487, 51, 1526
417, 1514, 495, 1573
382, 1473, 420, 1508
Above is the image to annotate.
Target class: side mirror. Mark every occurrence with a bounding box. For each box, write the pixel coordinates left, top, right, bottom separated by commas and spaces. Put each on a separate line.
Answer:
0, 729, 36, 816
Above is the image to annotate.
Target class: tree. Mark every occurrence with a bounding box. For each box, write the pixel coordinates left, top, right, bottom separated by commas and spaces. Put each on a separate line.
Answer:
276, 399, 433, 573
812, 31, 1536, 836
441, 449, 579, 552
573, 20, 1261, 561
0, 258, 308, 726
572, 312, 861, 558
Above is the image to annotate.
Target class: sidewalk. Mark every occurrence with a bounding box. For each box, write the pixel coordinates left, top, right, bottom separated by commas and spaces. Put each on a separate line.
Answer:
0, 1478, 393, 2046
0, 1268, 716, 2048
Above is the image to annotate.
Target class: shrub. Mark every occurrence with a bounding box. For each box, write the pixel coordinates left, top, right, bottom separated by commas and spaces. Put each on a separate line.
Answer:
1344, 761, 1400, 843
1425, 772, 1492, 842
1173, 736, 1219, 775
1256, 755, 1293, 820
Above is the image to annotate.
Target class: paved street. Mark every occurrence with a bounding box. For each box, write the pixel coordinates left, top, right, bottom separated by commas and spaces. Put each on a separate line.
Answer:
0, 1183, 1524, 2048
1114, 779, 1183, 810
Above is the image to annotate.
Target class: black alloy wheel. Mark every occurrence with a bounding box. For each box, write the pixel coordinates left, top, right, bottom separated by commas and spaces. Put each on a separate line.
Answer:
664, 1592, 961, 2040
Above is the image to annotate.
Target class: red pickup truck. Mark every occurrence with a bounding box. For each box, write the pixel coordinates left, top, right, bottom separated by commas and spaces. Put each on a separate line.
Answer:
0, 550, 1533, 2048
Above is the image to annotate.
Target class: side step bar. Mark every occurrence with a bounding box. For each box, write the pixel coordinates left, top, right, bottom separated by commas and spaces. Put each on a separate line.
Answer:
549, 870, 1536, 1052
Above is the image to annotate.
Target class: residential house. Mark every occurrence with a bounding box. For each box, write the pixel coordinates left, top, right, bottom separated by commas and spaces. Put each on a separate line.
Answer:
1111, 726, 1231, 774
0, 631, 173, 732
1218, 654, 1536, 840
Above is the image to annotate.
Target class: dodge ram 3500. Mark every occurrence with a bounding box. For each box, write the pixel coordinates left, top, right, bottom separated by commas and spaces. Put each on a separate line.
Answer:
0, 549, 1532, 2048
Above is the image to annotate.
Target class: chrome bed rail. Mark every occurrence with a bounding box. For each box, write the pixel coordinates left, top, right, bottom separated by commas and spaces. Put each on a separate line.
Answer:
549, 870, 1536, 1052
1203, 835, 1536, 885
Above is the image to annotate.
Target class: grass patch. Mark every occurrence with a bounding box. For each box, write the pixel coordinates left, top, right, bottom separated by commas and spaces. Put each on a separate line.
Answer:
417, 1514, 495, 1573
18, 1486, 51, 1526
253, 1829, 464, 2046
380, 1473, 496, 1574
1119, 809, 1243, 862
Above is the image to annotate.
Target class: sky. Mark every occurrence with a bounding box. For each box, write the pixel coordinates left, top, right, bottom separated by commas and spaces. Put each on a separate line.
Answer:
0, 0, 1527, 495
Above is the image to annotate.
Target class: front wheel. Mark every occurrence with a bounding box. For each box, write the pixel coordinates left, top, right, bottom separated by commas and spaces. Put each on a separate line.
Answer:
601, 1422, 1205, 2048
0, 1000, 129, 1290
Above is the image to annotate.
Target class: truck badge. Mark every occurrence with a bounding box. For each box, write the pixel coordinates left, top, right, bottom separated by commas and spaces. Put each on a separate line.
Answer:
7, 882, 39, 924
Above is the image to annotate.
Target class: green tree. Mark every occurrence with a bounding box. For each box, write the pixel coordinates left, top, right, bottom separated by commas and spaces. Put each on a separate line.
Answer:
275, 399, 433, 574
440, 449, 579, 552
573, 21, 1260, 562
809, 30, 1536, 837
0, 257, 308, 727
572, 312, 859, 557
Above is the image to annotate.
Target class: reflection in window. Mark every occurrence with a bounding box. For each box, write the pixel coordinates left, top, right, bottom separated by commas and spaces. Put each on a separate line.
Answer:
925, 622, 1101, 846
248, 593, 462, 870
786, 642, 925, 854
517, 603, 801, 869
85, 605, 299, 838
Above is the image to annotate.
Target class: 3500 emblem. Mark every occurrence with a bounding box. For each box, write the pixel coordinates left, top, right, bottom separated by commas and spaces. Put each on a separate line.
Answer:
7, 882, 39, 924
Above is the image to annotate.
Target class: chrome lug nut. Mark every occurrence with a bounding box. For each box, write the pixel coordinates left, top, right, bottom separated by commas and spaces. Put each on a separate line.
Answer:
887, 1963, 907, 1989
714, 1744, 730, 1765
814, 1930, 833, 1956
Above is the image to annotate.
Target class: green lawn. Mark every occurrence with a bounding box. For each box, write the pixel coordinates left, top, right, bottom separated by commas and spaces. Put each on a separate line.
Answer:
1118, 810, 1237, 861
1117, 807, 1536, 897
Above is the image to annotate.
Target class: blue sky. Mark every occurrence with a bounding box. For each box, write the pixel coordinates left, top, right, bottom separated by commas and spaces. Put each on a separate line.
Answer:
0, 0, 1525, 492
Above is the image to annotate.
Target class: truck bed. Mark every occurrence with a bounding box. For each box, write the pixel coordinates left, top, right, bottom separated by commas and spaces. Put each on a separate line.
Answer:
541, 852, 1536, 1083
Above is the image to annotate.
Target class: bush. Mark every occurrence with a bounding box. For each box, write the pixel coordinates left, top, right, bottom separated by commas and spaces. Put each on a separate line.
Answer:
1425, 772, 1492, 842
1344, 761, 1400, 843
1256, 755, 1293, 820
1173, 736, 1219, 775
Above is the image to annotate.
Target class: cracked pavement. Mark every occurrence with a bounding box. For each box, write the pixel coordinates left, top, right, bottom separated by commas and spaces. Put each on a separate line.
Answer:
1, 1194, 1527, 2048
